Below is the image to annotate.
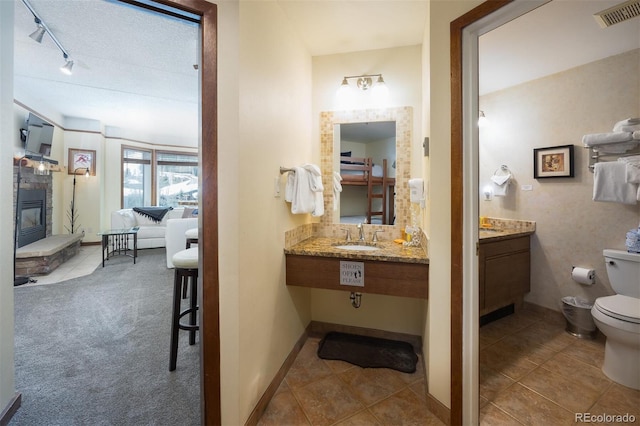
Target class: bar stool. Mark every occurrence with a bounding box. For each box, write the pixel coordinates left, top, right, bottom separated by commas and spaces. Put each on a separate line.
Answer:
185, 227, 198, 249
181, 228, 199, 298
170, 247, 199, 371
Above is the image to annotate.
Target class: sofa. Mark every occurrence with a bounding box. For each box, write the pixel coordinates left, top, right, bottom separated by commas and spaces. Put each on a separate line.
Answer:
111, 207, 198, 258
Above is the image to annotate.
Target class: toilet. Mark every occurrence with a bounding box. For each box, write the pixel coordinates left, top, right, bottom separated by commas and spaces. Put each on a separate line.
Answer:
591, 249, 640, 389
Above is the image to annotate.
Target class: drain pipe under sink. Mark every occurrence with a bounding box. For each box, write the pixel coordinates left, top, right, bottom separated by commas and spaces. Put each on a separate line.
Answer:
350, 292, 362, 308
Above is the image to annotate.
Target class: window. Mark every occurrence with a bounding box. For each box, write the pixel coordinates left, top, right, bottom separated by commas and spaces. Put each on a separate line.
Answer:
122, 147, 198, 208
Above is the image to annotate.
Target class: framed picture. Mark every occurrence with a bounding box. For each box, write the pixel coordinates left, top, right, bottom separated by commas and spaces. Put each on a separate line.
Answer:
68, 149, 96, 176
533, 145, 574, 178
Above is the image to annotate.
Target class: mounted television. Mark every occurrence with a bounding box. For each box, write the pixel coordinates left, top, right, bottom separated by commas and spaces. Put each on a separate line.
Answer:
22, 113, 54, 157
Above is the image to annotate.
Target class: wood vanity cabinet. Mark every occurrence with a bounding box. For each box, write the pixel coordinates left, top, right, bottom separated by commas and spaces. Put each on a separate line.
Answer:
479, 235, 530, 316
285, 254, 428, 299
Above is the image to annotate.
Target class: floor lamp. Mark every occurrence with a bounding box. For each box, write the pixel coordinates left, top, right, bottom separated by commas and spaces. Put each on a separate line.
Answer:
67, 167, 89, 234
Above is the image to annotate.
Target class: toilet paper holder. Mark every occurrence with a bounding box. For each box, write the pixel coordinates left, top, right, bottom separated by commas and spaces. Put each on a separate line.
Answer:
571, 266, 595, 285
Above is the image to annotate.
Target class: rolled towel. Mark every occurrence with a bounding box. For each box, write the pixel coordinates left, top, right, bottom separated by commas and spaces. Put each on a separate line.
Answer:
596, 141, 640, 154
332, 172, 342, 211
582, 132, 633, 146
613, 118, 640, 132
634, 130, 640, 140
593, 162, 638, 205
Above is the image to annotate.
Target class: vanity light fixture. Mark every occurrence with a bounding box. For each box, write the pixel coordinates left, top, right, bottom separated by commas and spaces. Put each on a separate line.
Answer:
339, 74, 387, 92
336, 74, 389, 106
22, 0, 75, 75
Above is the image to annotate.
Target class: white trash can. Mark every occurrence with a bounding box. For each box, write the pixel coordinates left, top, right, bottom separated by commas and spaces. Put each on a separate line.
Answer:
561, 296, 597, 339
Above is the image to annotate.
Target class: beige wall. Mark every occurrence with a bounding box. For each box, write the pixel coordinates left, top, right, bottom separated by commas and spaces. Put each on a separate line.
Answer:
480, 49, 640, 311
229, 1, 314, 423
310, 46, 427, 336
427, 0, 484, 408
0, 0, 17, 414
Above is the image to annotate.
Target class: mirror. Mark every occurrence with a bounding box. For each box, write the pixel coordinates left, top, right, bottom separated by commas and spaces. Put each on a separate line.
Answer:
337, 121, 396, 224
318, 107, 412, 231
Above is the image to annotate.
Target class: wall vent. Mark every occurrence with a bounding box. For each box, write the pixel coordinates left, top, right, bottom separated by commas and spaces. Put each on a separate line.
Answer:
594, 0, 640, 28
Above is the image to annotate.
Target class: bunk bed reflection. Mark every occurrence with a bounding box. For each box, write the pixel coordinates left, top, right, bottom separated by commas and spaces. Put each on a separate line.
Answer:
340, 156, 395, 224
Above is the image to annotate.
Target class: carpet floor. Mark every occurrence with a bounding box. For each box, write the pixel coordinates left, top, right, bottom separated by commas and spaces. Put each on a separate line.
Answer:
11, 248, 200, 426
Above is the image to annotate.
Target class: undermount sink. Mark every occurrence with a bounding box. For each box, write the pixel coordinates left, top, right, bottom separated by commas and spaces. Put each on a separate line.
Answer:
333, 244, 380, 251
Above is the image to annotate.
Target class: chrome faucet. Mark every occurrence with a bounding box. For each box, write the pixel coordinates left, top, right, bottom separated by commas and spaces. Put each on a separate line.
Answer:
357, 223, 365, 242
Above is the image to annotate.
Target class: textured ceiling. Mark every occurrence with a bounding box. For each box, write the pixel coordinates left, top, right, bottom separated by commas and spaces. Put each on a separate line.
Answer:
12, 0, 639, 145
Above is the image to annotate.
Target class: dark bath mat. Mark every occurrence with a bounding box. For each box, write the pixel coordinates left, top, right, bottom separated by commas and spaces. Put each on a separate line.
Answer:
317, 332, 418, 373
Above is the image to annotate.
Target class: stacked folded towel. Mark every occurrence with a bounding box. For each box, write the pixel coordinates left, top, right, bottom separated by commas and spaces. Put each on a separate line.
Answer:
582, 118, 640, 154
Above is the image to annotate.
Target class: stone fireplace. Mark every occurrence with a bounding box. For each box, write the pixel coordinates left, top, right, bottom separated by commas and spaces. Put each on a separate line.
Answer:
13, 162, 82, 277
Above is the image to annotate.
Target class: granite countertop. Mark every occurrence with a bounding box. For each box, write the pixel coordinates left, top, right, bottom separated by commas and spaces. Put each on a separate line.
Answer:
479, 218, 536, 242
284, 237, 429, 264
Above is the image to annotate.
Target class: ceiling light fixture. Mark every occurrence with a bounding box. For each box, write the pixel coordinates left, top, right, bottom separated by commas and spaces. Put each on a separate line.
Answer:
22, 0, 74, 75
28, 19, 45, 43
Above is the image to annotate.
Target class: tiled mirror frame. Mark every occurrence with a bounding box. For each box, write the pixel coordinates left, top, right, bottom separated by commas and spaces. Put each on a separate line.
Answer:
318, 106, 413, 237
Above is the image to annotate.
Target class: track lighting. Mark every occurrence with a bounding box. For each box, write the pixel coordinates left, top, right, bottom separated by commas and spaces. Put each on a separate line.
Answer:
29, 19, 45, 43
60, 54, 74, 75
22, 0, 74, 75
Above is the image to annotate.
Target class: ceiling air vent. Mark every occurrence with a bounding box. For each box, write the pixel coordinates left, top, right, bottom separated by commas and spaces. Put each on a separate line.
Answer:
594, 0, 640, 28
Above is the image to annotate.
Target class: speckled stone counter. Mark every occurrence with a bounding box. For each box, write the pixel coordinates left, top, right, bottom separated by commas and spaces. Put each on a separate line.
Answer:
284, 237, 429, 264
479, 218, 535, 242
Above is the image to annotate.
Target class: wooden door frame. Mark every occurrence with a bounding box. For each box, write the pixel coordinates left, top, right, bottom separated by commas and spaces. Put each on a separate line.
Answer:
450, 1, 512, 424
158, 0, 220, 424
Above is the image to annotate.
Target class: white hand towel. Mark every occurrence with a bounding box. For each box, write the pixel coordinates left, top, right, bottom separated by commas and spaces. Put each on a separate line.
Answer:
332, 171, 342, 211
634, 130, 640, 140
593, 162, 638, 205
618, 155, 640, 184
490, 173, 511, 197
582, 132, 633, 147
303, 164, 324, 217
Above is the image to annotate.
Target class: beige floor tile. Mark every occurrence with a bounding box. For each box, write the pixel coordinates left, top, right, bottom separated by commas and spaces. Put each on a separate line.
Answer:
515, 321, 575, 352
540, 352, 611, 394
257, 390, 310, 426
408, 379, 427, 400
333, 409, 382, 426
292, 375, 364, 426
479, 402, 523, 425
493, 383, 574, 425
339, 367, 407, 406
322, 358, 356, 375
561, 337, 606, 369
479, 364, 516, 401
368, 388, 445, 426
497, 334, 559, 365
519, 367, 602, 413
480, 343, 539, 380
286, 340, 334, 389
589, 383, 640, 418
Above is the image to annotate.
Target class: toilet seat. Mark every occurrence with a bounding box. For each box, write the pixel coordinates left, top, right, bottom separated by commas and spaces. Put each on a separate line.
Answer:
594, 295, 640, 324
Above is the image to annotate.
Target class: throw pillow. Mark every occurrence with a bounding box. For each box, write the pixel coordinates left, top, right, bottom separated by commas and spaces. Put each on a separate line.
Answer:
182, 207, 195, 218
118, 210, 136, 228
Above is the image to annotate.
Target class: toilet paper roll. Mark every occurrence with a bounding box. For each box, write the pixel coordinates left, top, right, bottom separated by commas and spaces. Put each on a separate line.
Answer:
571, 267, 595, 285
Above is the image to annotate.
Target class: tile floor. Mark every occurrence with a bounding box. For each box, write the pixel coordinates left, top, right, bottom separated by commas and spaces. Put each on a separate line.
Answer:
257, 337, 444, 426
20, 245, 102, 286
258, 307, 640, 426
479, 307, 640, 425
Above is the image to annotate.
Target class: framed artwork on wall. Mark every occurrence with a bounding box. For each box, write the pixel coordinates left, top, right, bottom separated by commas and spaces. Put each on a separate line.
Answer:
68, 148, 96, 176
533, 144, 574, 178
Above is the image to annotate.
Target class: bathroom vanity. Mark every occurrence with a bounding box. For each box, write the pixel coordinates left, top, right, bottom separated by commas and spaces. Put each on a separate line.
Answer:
479, 220, 535, 316
285, 237, 428, 299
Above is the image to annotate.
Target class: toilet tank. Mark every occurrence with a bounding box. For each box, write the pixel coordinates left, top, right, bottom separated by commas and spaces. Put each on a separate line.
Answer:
604, 249, 640, 298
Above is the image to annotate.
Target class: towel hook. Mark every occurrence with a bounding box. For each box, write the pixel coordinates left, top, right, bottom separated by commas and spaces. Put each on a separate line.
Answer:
493, 164, 511, 176
280, 167, 294, 174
